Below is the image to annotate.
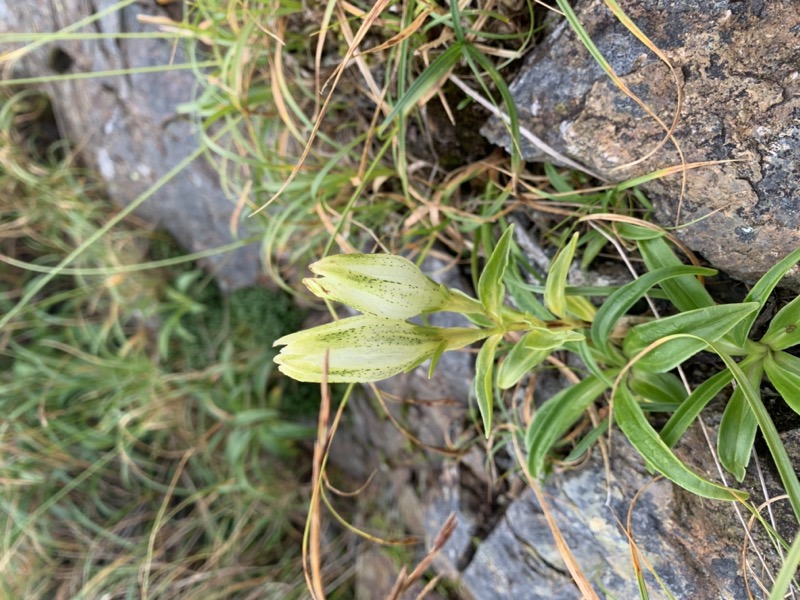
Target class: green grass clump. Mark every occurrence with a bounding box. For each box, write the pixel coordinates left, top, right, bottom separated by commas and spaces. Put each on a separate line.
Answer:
0, 90, 324, 599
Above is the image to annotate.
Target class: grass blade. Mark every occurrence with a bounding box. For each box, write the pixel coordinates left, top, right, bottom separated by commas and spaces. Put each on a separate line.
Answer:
378, 42, 463, 134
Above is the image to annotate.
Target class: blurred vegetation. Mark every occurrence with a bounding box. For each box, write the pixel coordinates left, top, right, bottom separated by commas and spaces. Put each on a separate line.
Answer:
0, 88, 335, 599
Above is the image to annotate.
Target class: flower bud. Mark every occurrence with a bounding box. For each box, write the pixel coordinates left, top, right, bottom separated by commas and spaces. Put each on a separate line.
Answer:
304, 254, 453, 319
273, 316, 446, 383
273, 315, 491, 383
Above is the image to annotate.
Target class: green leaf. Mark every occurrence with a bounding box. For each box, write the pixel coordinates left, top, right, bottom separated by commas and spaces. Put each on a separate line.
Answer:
505, 257, 552, 320
580, 230, 610, 270
564, 418, 609, 463
628, 370, 687, 408
478, 225, 515, 318
475, 334, 502, 438
616, 222, 664, 241
705, 340, 800, 518
526, 375, 610, 478
660, 369, 733, 447
462, 43, 523, 172
591, 265, 716, 357
565, 295, 596, 322
761, 294, 800, 350
379, 43, 463, 134
544, 232, 579, 319
729, 247, 800, 348
623, 303, 759, 372
771, 534, 800, 600
497, 328, 584, 389
614, 384, 742, 501
718, 360, 763, 481
497, 344, 550, 390
764, 350, 800, 414
637, 237, 715, 312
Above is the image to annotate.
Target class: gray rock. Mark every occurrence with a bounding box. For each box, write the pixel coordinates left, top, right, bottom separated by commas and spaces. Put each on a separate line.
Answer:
483, 0, 800, 287
460, 427, 754, 599
2, 0, 262, 290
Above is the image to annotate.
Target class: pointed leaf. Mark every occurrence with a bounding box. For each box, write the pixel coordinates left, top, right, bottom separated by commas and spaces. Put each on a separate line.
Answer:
761, 294, 800, 351
614, 384, 742, 501
497, 344, 550, 390
497, 328, 584, 390
566, 295, 597, 322
660, 369, 733, 447
616, 222, 664, 241
628, 370, 687, 408
478, 226, 515, 317
729, 247, 800, 347
526, 375, 610, 478
638, 237, 714, 312
764, 350, 800, 415
379, 43, 463, 133
718, 361, 763, 481
544, 232, 579, 319
475, 334, 502, 437
623, 303, 758, 372
592, 265, 716, 357
705, 340, 800, 518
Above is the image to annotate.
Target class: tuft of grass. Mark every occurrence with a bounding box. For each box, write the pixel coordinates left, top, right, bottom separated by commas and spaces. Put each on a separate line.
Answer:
0, 88, 333, 599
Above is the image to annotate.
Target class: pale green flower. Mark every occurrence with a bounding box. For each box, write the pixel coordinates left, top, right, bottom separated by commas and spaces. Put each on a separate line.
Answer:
273, 315, 488, 383
304, 254, 481, 319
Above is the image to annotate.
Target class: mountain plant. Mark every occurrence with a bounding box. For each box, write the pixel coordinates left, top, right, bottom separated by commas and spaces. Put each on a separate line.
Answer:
275, 224, 800, 595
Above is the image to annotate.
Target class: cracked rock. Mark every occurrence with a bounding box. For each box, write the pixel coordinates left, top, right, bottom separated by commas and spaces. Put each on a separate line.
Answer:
2, 0, 262, 291
483, 0, 800, 287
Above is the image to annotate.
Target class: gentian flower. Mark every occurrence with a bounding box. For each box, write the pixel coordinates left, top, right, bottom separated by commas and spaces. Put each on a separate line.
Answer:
303, 254, 482, 319
273, 315, 488, 383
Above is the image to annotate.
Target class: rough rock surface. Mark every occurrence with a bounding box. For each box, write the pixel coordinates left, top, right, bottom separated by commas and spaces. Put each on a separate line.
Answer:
6, 1, 794, 597
2, 0, 262, 290
482, 0, 800, 287
334, 360, 778, 599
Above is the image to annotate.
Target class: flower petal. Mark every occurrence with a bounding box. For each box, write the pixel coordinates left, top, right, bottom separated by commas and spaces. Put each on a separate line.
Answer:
305, 254, 451, 319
